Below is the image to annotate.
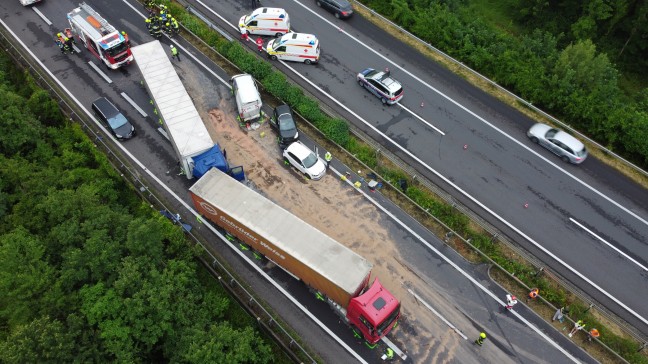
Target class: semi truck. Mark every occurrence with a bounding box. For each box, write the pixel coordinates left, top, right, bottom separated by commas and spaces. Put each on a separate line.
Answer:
67, 3, 133, 69
130, 41, 243, 180
189, 168, 401, 344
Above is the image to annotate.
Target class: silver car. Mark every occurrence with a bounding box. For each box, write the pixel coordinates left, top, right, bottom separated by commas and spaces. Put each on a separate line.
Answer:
527, 123, 587, 164
282, 141, 326, 180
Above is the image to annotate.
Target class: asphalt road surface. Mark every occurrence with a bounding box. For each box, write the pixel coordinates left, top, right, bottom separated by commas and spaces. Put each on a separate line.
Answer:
0, 0, 618, 362
192, 0, 648, 337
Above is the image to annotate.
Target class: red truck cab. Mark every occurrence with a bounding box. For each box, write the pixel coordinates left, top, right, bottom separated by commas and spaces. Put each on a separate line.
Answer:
347, 278, 401, 344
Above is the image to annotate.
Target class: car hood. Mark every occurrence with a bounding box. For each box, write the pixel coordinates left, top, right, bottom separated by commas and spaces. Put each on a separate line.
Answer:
115, 122, 134, 139
308, 160, 327, 180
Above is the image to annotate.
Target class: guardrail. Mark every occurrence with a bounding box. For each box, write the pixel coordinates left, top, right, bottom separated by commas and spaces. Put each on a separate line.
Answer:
0, 23, 315, 364
353, 1, 648, 180
167, 0, 647, 360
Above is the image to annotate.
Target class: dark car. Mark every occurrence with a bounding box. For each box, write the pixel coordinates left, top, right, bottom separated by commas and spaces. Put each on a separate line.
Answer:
91, 97, 135, 140
270, 104, 299, 147
316, 0, 353, 19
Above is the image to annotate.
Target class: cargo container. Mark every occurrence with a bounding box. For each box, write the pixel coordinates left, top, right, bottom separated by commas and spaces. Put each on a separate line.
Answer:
130, 41, 244, 180
189, 168, 400, 344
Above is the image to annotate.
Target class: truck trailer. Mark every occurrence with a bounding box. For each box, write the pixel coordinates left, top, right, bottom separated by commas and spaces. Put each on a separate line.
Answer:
130, 41, 243, 180
190, 168, 401, 344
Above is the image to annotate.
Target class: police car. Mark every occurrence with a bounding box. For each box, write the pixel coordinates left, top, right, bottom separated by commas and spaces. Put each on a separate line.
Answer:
357, 68, 404, 105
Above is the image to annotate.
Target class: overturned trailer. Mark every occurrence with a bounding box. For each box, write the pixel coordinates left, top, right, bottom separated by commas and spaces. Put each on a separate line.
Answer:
130, 40, 242, 180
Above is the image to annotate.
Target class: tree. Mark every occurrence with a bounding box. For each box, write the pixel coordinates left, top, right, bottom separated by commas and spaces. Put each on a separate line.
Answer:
0, 316, 76, 363
0, 228, 56, 326
177, 323, 273, 363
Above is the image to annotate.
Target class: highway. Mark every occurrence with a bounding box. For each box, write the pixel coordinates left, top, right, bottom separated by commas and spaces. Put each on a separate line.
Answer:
0, 0, 621, 362
192, 0, 648, 336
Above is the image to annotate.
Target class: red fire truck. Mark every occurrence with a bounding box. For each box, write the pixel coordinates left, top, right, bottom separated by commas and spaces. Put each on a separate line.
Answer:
67, 2, 132, 69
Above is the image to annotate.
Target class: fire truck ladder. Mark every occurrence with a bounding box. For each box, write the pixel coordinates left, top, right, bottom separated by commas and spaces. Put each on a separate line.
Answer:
78, 2, 116, 35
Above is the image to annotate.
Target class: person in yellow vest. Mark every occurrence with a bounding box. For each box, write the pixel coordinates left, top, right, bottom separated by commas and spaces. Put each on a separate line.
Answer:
569, 320, 585, 337
474, 332, 486, 346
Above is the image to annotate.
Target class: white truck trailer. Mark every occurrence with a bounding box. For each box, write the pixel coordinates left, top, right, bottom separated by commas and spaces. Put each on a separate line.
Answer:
130, 41, 243, 180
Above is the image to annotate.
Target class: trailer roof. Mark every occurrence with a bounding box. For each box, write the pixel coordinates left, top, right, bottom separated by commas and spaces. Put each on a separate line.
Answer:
190, 169, 373, 295
130, 41, 213, 158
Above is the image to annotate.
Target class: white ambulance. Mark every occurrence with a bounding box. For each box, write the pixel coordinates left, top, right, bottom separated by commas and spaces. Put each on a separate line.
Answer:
266, 33, 320, 65
239, 8, 290, 37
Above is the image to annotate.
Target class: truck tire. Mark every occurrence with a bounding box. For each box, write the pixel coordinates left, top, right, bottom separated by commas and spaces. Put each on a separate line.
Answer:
304, 59, 312, 65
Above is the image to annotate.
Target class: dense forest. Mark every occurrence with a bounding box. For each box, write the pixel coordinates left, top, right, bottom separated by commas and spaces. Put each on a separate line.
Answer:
0, 53, 275, 362
359, 0, 648, 166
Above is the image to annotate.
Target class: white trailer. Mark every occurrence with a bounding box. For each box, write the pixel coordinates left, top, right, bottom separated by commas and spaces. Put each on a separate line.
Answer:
130, 41, 242, 180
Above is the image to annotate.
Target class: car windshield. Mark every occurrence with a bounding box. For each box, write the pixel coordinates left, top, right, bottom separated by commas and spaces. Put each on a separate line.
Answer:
106, 42, 128, 57
302, 152, 318, 168
278, 115, 296, 132
108, 113, 128, 129
545, 128, 558, 139
365, 70, 379, 79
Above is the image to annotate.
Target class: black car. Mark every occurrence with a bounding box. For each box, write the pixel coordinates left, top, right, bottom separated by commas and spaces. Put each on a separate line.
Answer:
270, 104, 299, 147
316, 0, 353, 19
91, 97, 135, 140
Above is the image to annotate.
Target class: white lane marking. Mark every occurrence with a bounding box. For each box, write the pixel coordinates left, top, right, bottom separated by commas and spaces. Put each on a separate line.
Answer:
121, 0, 231, 88
397, 103, 445, 135
330, 165, 582, 363
191, 0, 648, 333
4, 13, 368, 364
129, 0, 642, 348
291, 0, 648, 230
381, 336, 407, 360
72, 44, 81, 54
32, 7, 52, 26
87, 61, 112, 84
570, 217, 648, 272
197, 1, 446, 137
408, 288, 467, 340
265, 11, 648, 330
296, 0, 648, 228
121, 92, 148, 117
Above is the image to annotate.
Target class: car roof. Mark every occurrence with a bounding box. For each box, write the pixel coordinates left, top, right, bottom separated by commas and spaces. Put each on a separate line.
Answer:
250, 7, 287, 18
286, 141, 312, 159
554, 131, 585, 151
368, 71, 402, 92
279, 32, 317, 43
92, 97, 119, 117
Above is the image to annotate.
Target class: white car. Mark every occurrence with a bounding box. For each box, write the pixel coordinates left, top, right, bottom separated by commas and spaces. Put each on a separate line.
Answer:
282, 141, 326, 180
527, 123, 587, 164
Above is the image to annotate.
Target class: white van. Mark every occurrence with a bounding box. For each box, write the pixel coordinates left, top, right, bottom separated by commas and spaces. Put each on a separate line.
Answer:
230, 74, 262, 122
266, 33, 320, 65
239, 8, 290, 37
